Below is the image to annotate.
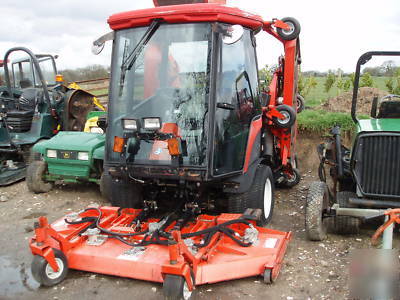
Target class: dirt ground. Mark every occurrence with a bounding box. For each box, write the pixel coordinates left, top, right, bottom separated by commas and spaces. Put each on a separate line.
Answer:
321, 87, 388, 115
0, 134, 397, 300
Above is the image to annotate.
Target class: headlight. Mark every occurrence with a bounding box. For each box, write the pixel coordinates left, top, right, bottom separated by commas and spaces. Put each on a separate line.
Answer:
143, 117, 161, 130
77, 152, 89, 161
90, 127, 104, 134
47, 149, 57, 158
122, 119, 138, 131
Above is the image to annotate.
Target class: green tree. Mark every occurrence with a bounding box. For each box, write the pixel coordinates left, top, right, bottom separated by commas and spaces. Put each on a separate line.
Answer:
298, 75, 317, 97
324, 71, 336, 93
385, 68, 400, 94
360, 72, 374, 87
258, 65, 274, 91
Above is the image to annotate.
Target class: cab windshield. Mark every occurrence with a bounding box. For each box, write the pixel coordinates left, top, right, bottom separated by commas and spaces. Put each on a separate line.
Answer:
108, 23, 212, 166
12, 55, 56, 88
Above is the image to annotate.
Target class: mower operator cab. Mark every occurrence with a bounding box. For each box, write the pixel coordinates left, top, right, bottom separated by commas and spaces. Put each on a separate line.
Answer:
96, 3, 301, 222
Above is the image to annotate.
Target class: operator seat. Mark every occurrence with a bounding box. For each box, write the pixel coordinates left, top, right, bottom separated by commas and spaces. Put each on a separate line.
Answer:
6, 88, 38, 132
20, 78, 33, 89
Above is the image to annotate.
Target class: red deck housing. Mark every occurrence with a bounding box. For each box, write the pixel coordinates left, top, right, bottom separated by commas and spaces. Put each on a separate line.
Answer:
30, 206, 291, 289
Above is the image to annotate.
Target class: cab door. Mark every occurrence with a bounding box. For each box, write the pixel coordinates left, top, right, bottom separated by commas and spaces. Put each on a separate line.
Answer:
212, 26, 261, 176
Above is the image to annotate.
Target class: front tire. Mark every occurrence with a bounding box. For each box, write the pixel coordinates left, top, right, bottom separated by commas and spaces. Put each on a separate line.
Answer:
26, 161, 53, 193
305, 181, 329, 241
31, 249, 68, 286
228, 165, 275, 226
108, 178, 143, 208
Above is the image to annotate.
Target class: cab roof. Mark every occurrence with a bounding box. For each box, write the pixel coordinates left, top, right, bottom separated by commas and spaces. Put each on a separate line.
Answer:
108, 4, 264, 31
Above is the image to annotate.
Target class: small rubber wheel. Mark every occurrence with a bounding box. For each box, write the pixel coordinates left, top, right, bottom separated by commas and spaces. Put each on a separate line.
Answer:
305, 181, 329, 241
333, 192, 361, 235
281, 168, 301, 188
263, 269, 274, 284
276, 17, 301, 40
26, 160, 53, 193
163, 275, 192, 300
296, 94, 305, 113
272, 105, 296, 128
31, 249, 68, 286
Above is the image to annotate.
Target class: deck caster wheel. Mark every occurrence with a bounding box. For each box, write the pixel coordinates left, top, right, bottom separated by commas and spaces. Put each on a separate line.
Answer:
26, 160, 53, 193
305, 181, 329, 241
31, 249, 68, 286
163, 275, 192, 300
296, 94, 305, 113
263, 268, 274, 284
276, 17, 301, 40
278, 168, 301, 188
272, 105, 296, 128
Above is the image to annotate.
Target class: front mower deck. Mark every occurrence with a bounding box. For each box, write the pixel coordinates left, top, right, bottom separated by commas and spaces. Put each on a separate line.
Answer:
29, 206, 291, 295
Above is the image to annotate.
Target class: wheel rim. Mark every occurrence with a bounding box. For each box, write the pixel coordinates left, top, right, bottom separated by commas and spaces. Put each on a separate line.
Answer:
183, 281, 192, 300
263, 178, 272, 219
45, 258, 64, 280
278, 111, 290, 125
282, 22, 295, 35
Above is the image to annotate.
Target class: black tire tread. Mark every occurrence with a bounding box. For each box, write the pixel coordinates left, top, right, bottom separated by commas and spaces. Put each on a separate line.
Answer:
305, 181, 328, 241
31, 249, 68, 286
26, 161, 53, 193
334, 191, 360, 235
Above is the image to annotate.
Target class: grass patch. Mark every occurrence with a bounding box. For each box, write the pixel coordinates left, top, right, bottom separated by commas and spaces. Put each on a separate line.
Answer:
91, 88, 108, 96
297, 109, 355, 133
304, 76, 390, 107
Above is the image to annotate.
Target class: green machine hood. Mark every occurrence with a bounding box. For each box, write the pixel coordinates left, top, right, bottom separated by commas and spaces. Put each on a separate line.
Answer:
33, 131, 105, 154
357, 119, 400, 133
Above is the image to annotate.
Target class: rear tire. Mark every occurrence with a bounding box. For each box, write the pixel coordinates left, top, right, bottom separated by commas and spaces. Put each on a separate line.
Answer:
305, 181, 329, 241
228, 165, 275, 226
26, 161, 53, 193
108, 178, 143, 208
333, 191, 360, 235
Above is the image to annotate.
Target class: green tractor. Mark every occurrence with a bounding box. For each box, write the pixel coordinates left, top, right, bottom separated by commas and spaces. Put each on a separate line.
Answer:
0, 47, 96, 185
305, 51, 400, 241
26, 111, 107, 195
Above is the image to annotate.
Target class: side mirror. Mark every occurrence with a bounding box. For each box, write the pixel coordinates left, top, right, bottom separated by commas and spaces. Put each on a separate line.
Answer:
222, 25, 244, 45
91, 31, 114, 55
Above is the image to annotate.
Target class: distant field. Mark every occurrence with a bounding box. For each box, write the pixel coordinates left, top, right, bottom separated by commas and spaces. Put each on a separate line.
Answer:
305, 76, 390, 107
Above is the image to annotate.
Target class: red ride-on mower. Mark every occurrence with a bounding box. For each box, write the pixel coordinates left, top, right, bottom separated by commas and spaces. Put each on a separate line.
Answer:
29, 0, 301, 298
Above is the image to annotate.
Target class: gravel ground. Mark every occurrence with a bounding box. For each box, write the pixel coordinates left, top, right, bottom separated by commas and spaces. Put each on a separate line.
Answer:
0, 136, 396, 300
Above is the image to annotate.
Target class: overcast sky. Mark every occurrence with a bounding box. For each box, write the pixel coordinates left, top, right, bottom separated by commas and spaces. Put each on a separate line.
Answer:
0, 0, 399, 72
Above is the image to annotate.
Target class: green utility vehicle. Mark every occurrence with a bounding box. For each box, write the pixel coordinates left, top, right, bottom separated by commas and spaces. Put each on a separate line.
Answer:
26, 112, 106, 195
0, 47, 96, 186
305, 51, 400, 241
